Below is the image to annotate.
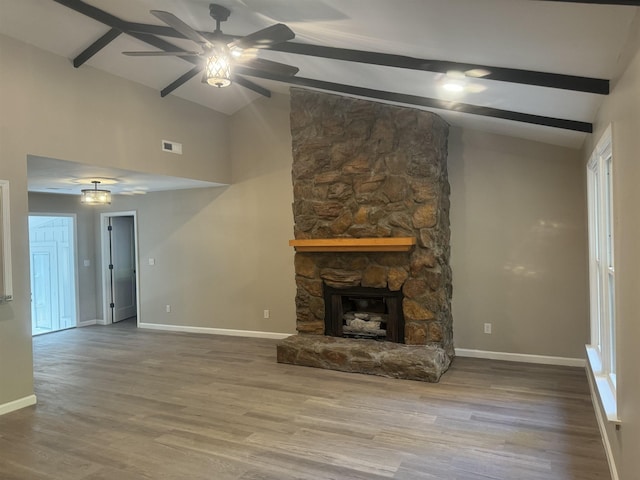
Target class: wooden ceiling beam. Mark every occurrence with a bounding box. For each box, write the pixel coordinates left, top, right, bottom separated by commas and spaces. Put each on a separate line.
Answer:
268, 43, 609, 94
53, 0, 127, 30
239, 70, 593, 133
73, 28, 121, 68
124, 22, 610, 95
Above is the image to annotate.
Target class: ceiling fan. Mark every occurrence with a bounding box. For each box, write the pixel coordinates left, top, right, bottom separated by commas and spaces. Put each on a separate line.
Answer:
123, 4, 299, 94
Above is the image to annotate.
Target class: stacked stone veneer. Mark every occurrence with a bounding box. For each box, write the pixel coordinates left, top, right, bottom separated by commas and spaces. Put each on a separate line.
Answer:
288, 88, 454, 360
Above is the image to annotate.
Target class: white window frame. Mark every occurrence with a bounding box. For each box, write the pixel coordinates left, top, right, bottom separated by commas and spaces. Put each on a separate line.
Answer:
586, 125, 619, 424
0, 180, 13, 303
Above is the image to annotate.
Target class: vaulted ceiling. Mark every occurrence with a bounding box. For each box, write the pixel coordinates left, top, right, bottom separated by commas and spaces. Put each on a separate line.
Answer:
1, 0, 638, 150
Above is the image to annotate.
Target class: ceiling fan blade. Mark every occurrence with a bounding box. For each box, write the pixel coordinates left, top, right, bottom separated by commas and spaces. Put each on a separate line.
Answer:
237, 57, 299, 77
230, 24, 294, 50
232, 75, 271, 98
151, 10, 212, 47
123, 51, 201, 57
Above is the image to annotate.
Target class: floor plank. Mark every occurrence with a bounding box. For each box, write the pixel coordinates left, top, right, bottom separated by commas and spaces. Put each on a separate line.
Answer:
0, 321, 610, 479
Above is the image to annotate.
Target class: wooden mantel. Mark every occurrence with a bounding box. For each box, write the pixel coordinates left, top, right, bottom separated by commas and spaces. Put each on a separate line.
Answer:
289, 237, 416, 252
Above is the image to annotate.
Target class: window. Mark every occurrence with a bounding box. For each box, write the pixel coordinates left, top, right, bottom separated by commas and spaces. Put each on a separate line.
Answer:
586, 125, 619, 423
0, 180, 12, 304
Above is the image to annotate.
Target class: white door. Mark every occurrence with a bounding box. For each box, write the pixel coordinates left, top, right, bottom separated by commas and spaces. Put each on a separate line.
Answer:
30, 243, 57, 333
110, 216, 136, 322
29, 216, 77, 335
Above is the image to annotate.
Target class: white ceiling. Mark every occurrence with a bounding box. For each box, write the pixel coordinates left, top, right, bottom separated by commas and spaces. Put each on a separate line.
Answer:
27, 155, 225, 196
1, 0, 638, 192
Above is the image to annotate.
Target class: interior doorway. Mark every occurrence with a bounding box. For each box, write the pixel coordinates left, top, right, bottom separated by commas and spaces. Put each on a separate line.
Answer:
28, 215, 78, 335
100, 212, 140, 325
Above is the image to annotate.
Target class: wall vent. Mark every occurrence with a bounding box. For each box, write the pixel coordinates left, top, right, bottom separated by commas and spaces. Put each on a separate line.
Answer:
161, 140, 183, 155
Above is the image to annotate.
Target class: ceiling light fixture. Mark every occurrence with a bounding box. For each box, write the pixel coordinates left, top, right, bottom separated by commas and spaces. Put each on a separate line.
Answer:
203, 45, 232, 87
81, 180, 111, 205
443, 82, 465, 92
442, 70, 467, 93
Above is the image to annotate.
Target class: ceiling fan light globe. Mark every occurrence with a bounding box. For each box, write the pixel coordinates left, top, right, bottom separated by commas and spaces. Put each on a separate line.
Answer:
204, 49, 232, 88
207, 77, 232, 88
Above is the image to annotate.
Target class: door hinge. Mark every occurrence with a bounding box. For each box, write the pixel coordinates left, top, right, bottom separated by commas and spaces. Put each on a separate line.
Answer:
109, 303, 115, 309
107, 225, 113, 231
109, 264, 114, 270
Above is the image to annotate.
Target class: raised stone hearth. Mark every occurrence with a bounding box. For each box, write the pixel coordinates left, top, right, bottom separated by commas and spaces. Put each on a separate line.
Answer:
277, 335, 450, 382
279, 88, 453, 382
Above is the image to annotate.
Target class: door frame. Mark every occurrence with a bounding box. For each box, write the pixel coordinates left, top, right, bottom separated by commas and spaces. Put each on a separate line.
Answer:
100, 211, 140, 326
28, 213, 80, 332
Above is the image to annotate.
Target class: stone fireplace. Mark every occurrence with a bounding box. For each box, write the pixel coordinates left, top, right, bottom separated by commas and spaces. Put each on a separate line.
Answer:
277, 88, 453, 382
324, 285, 405, 343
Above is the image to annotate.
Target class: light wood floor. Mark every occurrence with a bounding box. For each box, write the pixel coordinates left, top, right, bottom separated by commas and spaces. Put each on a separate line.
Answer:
0, 321, 610, 479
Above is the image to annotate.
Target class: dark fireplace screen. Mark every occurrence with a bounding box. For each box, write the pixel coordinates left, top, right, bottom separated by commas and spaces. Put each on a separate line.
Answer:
323, 285, 405, 343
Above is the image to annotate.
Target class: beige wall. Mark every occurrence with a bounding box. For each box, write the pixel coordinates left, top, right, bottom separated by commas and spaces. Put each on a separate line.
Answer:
90, 176, 296, 334
0, 34, 230, 184
448, 129, 589, 358
23, 94, 297, 337
134, 92, 296, 333
583, 12, 640, 480
0, 34, 230, 407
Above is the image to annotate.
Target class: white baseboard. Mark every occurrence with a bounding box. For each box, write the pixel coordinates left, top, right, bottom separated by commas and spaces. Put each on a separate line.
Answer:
0, 394, 37, 416
95, 318, 109, 325
138, 322, 292, 340
455, 348, 585, 367
78, 319, 98, 327
586, 365, 620, 480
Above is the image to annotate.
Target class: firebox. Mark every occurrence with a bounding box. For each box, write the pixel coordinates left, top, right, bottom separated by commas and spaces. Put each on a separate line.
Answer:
323, 285, 405, 343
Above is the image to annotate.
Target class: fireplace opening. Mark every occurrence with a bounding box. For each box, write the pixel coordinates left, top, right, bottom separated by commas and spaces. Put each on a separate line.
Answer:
323, 285, 405, 343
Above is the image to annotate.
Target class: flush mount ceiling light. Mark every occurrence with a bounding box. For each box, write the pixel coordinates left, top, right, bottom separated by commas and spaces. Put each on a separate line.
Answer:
442, 82, 465, 92
81, 180, 111, 205
440, 69, 488, 94
442, 70, 466, 93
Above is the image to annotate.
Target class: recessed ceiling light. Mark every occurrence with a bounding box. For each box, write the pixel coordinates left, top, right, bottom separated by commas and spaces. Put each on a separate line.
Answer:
443, 82, 465, 92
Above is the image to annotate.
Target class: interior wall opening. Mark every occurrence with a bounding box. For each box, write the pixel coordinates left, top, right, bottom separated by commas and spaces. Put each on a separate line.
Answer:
28, 214, 78, 335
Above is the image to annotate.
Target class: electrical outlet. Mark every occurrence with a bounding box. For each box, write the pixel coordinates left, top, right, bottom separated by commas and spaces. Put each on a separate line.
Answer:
263, 309, 270, 319
484, 323, 492, 334
166, 305, 171, 313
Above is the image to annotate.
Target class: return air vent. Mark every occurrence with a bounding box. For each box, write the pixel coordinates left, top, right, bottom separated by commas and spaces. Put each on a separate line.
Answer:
162, 140, 182, 155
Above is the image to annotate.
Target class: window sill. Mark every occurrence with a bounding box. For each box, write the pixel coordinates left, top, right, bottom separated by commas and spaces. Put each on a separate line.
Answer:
586, 345, 621, 425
